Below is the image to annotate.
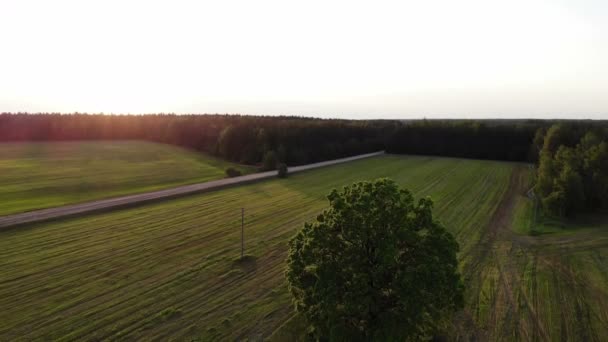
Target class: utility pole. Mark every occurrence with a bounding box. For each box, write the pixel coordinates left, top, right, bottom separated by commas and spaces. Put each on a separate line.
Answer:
241, 207, 244, 259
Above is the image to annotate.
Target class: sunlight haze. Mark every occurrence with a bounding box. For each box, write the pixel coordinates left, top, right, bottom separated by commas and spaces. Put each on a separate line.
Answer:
1, 0, 607, 119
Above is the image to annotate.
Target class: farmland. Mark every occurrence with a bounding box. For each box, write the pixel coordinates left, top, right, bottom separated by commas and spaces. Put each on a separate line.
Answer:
477, 193, 608, 340
1, 154, 606, 340
0, 141, 253, 216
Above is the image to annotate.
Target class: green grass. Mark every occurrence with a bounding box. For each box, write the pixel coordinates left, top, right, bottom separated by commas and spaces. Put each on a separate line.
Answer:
492, 223, 608, 340
472, 176, 608, 340
0, 141, 254, 216
0, 155, 515, 340
512, 196, 535, 235
510, 195, 603, 236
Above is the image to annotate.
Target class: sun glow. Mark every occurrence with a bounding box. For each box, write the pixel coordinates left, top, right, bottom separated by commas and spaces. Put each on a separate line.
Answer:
1, 0, 607, 118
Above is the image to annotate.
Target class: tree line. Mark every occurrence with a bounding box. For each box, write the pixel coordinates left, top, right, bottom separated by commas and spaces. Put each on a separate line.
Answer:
534, 123, 608, 217
1, 113, 550, 165
0, 113, 395, 166
385, 120, 541, 162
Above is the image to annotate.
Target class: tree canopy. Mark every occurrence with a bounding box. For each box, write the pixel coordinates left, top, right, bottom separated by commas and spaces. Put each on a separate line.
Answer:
535, 124, 608, 216
286, 179, 464, 340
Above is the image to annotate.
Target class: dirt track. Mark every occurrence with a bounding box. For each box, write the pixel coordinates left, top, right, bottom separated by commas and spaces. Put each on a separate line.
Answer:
456, 165, 552, 341
455, 164, 608, 341
0, 151, 384, 229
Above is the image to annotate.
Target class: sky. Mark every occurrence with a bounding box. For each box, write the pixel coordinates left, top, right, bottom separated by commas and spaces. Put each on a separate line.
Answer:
0, 0, 607, 119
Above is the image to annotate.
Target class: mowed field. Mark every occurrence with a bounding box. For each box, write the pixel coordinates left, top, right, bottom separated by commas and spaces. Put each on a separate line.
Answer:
477, 192, 608, 341
453, 169, 608, 341
1, 154, 607, 340
0, 141, 253, 216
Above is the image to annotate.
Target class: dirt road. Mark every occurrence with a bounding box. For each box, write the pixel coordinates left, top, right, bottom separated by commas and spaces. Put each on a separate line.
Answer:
0, 151, 384, 229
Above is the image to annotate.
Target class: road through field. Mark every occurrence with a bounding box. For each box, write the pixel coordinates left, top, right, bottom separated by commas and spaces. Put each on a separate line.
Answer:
0, 151, 384, 229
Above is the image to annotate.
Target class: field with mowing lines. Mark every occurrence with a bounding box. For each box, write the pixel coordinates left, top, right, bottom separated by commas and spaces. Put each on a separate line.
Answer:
480, 191, 608, 341
0, 155, 516, 340
0, 141, 253, 216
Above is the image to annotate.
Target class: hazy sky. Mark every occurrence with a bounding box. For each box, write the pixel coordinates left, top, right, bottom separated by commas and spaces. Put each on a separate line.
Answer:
1, 0, 607, 119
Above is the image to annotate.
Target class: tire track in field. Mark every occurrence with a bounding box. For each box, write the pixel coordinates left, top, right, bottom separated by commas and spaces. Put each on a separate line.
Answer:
460, 165, 550, 341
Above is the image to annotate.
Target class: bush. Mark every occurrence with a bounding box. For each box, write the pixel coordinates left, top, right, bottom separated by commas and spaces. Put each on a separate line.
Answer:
225, 167, 242, 178
277, 163, 288, 178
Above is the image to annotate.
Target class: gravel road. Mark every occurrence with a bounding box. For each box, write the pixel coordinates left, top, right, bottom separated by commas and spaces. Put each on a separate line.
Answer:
0, 151, 384, 229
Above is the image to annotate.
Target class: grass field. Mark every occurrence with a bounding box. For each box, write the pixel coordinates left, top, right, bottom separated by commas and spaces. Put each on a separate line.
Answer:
443, 166, 608, 341
0, 141, 253, 216
0, 155, 514, 340
484, 193, 608, 341
1, 154, 606, 340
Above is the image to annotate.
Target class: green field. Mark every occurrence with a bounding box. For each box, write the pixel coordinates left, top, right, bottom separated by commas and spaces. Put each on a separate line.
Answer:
1, 154, 606, 340
0, 141, 253, 216
0, 155, 512, 340
490, 194, 608, 340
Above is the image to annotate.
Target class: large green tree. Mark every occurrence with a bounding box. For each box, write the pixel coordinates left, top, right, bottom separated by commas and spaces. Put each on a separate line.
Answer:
286, 179, 464, 340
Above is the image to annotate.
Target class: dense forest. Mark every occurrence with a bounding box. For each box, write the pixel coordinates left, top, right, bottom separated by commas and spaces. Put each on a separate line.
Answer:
1, 113, 550, 165
0, 113, 394, 166
385, 120, 540, 161
2, 114, 607, 168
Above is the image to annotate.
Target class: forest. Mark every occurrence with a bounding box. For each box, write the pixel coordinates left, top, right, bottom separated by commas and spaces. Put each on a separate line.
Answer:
1, 113, 548, 164
0, 113, 392, 166
385, 120, 540, 161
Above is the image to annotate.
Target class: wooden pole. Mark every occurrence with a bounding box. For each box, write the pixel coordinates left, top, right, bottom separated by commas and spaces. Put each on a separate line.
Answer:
241, 207, 244, 259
